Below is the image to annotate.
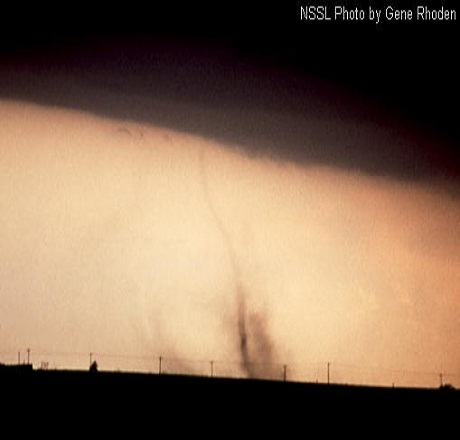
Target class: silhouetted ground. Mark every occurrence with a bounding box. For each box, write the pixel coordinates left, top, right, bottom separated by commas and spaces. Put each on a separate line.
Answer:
1, 365, 458, 433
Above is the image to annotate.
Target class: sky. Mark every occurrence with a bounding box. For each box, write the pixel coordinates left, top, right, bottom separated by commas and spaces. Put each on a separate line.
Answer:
0, 1, 459, 387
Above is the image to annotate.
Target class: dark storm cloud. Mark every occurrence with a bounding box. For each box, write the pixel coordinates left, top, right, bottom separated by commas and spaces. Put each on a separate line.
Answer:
0, 2, 459, 180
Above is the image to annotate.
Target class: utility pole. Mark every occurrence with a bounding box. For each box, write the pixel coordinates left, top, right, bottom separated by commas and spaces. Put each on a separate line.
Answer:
18, 351, 20, 365
327, 362, 330, 384
159, 356, 162, 375
283, 364, 287, 382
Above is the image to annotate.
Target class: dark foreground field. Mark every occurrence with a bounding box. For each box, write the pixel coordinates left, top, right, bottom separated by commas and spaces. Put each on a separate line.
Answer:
1, 365, 458, 433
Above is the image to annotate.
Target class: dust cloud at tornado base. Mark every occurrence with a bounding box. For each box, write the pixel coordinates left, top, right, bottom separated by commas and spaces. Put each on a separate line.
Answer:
0, 99, 459, 386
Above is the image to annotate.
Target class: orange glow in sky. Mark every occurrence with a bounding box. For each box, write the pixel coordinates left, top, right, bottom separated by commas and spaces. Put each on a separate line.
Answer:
1, 99, 459, 388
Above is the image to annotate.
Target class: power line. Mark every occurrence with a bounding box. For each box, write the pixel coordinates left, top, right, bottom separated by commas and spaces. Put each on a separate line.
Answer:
2, 349, 458, 388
